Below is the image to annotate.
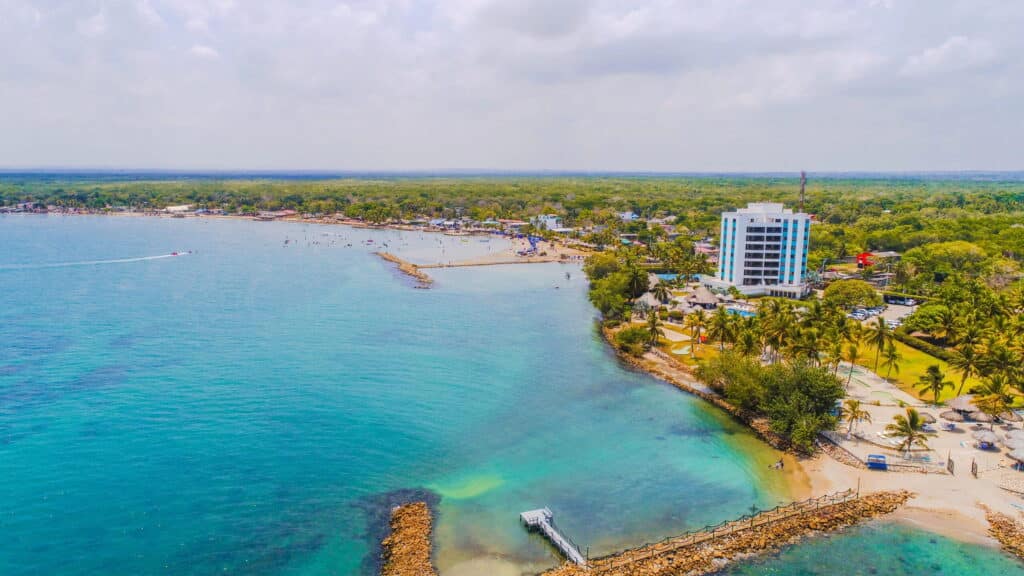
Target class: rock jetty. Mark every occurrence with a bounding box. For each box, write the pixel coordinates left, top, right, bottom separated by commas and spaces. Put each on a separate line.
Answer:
376, 252, 433, 288
542, 490, 912, 576
380, 502, 437, 576
984, 508, 1024, 561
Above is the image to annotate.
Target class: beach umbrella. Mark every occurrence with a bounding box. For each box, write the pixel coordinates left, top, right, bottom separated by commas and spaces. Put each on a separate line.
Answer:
973, 430, 999, 443
1008, 430, 1024, 440
947, 395, 976, 412
919, 412, 937, 424
1008, 449, 1024, 463
1005, 438, 1024, 450
999, 411, 1023, 423
940, 410, 964, 422
969, 411, 994, 423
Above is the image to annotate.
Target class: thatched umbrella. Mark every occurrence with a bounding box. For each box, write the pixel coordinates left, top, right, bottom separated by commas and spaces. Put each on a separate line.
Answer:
947, 395, 976, 412
1008, 449, 1024, 463
919, 412, 937, 424
940, 410, 964, 422
1008, 429, 1024, 440
973, 430, 999, 444
1005, 437, 1024, 450
999, 411, 1023, 423
969, 411, 994, 423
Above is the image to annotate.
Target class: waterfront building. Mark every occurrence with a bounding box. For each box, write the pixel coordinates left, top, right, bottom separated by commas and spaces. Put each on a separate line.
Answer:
702, 202, 810, 298
533, 214, 564, 231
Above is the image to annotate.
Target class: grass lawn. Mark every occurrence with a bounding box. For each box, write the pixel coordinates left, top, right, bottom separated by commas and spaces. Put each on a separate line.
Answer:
854, 339, 980, 403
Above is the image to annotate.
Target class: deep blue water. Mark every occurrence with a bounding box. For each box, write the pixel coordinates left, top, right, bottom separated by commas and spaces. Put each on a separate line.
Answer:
1, 215, 1020, 576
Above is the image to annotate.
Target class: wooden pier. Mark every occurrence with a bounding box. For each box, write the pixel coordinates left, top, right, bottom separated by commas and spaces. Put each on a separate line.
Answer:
520, 508, 587, 566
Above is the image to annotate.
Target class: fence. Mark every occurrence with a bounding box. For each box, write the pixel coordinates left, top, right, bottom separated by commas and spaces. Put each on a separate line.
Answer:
819, 430, 948, 475
592, 489, 858, 571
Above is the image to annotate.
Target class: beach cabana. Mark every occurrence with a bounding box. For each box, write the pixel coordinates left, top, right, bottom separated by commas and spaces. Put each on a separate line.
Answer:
687, 286, 720, 310
940, 410, 964, 422
947, 395, 976, 412
1008, 449, 1024, 471
999, 411, 1023, 423
973, 429, 999, 450
969, 411, 994, 423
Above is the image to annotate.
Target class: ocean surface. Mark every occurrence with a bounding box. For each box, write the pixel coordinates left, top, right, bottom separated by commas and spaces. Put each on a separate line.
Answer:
1, 215, 1020, 575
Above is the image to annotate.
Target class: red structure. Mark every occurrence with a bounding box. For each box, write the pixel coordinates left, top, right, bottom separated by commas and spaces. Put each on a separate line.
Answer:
856, 252, 875, 268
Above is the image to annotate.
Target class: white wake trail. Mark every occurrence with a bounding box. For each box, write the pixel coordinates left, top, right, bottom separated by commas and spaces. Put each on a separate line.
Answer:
0, 252, 190, 270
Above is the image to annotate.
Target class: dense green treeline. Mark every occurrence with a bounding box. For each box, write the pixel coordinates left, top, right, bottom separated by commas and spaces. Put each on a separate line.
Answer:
3, 175, 1023, 281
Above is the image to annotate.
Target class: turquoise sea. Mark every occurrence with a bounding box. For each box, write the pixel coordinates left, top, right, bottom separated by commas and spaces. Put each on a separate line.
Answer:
1, 215, 1020, 575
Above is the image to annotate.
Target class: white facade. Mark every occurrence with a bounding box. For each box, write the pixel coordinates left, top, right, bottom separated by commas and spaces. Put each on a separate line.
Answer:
703, 202, 810, 298
534, 214, 563, 231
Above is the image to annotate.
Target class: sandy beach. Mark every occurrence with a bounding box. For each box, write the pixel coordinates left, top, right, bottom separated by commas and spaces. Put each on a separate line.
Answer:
601, 326, 1024, 553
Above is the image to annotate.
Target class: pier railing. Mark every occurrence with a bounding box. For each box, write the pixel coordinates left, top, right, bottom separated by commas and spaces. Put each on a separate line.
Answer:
592, 489, 858, 571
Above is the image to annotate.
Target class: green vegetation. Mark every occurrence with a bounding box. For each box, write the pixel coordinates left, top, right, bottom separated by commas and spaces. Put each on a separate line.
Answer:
900, 277, 1024, 403
841, 399, 872, 437
885, 408, 936, 453
823, 279, 882, 310
5, 174, 1024, 288
696, 352, 845, 453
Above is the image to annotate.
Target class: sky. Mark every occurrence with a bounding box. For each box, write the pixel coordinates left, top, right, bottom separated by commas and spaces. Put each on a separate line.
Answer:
1, 0, 1021, 171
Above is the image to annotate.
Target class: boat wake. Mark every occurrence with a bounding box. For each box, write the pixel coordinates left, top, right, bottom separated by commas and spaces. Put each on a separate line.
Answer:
0, 252, 191, 270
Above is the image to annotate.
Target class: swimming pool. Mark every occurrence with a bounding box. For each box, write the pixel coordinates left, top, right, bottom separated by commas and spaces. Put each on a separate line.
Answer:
726, 307, 756, 318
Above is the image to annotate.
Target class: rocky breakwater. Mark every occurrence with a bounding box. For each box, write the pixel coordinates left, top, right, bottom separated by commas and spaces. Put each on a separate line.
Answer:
542, 490, 913, 576
984, 507, 1024, 561
376, 252, 433, 288
380, 502, 437, 576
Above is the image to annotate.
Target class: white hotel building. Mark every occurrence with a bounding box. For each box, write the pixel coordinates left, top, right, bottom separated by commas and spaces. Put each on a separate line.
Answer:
702, 202, 811, 298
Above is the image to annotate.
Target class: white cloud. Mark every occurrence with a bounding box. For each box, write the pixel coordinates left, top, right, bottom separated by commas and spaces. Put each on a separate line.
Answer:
189, 44, 220, 59
902, 35, 997, 76
76, 10, 107, 38
0, 0, 1022, 171
136, 0, 165, 27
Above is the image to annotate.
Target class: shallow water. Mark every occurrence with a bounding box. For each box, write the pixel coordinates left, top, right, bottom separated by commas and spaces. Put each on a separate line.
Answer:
717, 521, 1024, 575
1, 215, 1019, 575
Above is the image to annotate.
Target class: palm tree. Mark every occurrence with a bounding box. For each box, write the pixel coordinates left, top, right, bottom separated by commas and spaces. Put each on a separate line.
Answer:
841, 399, 872, 437
827, 336, 844, 376
685, 309, 708, 357
865, 317, 894, 372
652, 282, 671, 304
735, 329, 759, 357
625, 264, 648, 299
980, 342, 1016, 380
787, 327, 823, 365
885, 408, 936, 454
707, 306, 733, 351
931, 307, 958, 344
915, 365, 953, 406
646, 310, 662, 348
972, 374, 1014, 430
761, 299, 794, 363
949, 344, 981, 396
880, 341, 901, 380
844, 343, 861, 388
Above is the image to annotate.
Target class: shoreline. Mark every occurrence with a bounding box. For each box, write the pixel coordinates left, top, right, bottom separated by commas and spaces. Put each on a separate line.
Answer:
597, 323, 1024, 558
43, 211, 589, 270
